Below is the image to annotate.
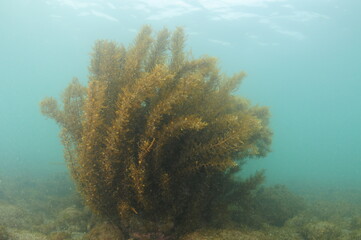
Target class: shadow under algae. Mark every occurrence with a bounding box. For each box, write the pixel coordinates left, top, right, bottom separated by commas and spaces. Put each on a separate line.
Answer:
40, 25, 272, 239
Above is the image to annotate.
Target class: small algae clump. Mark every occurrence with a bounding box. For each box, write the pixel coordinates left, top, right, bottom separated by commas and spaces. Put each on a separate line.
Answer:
0, 203, 31, 229
0, 226, 10, 240
55, 206, 90, 232
83, 222, 124, 240
48, 232, 72, 240
40, 26, 272, 237
301, 221, 342, 240
179, 228, 274, 240
254, 185, 306, 226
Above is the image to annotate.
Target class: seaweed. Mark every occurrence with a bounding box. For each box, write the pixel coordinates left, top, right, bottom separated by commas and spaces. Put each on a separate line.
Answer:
40, 26, 272, 237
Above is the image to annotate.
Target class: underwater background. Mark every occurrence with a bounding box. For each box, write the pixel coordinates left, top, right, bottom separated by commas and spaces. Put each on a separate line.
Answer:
1, 1, 361, 239
1, 0, 361, 189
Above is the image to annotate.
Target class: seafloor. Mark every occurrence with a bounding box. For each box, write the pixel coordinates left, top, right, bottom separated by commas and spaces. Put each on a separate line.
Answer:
1, 173, 361, 240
